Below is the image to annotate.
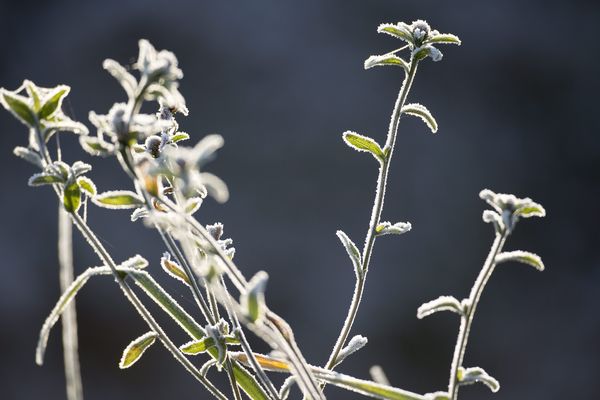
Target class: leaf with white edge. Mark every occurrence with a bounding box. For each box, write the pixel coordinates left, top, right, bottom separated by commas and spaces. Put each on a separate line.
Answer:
417, 296, 464, 319
426, 33, 461, 45
93, 190, 144, 209
241, 271, 268, 322
13, 146, 43, 168
335, 335, 368, 366
0, 89, 36, 126
364, 54, 409, 71
457, 366, 500, 393
24, 80, 41, 110
28, 173, 64, 186
515, 203, 546, 218
200, 172, 229, 203
376, 221, 412, 236
496, 251, 544, 271
180, 337, 215, 355
171, 132, 190, 143
130, 207, 149, 222
38, 85, 70, 120
160, 253, 191, 285
342, 131, 385, 161
185, 197, 202, 214
377, 23, 414, 44
63, 182, 82, 213
402, 103, 438, 133
119, 331, 158, 369
79, 136, 114, 157
120, 254, 149, 270
71, 161, 92, 177
103, 59, 137, 97
482, 210, 504, 233
413, 45, 443, 62
44, 117, 89, 136
77, 176, 97, 197
336, 230, 362, 278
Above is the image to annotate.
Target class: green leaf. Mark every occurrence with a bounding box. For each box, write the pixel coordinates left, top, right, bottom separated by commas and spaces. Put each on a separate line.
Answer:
119, 331, 158, 369
180, 337, 216, 355
402, 103, 438, 133
232, 361, 270, 400
160, 253, 191, 285
185, 197, 202, 214
0, 89, 36, 126
24, 81, 42, 111
171, 131, 190, 143
77, 176, 97, 197
63, 182, 82, 213
92, 190, 145, 209
457, 366, 500, 393
317, 371, 425, 400
377, 23, 414, 45
14, 146, 43, 168
342, 131, 385, 162
426, 33, 461, 45
38, 85, 70, 120
364, 54, 409, 71
495, 250, 545, 271
119, 254, 149, 270
413, 45, 443, 62
417, 296, 466, 319
514, 203, 546, 218
336, 230, 362, 278
241, 271, 268, 322
375, 221, 412, 236
28, 173, 64, 186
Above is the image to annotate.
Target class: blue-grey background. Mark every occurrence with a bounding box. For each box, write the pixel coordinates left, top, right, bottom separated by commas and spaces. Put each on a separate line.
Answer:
1, 1, 598, 399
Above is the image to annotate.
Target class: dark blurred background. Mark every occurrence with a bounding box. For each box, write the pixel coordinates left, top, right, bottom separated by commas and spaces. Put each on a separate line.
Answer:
1, 0, 599, 399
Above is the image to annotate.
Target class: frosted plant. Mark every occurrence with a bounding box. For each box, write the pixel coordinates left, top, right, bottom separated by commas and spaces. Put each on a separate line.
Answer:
1, 18, 546, 400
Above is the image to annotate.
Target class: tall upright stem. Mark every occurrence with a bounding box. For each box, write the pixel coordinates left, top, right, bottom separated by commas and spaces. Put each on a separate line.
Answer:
58, 206, 84, 400
324, 58, 419, 371
448, 232, 507, 399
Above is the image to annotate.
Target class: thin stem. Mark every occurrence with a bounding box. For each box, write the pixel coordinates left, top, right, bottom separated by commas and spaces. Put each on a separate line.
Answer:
58, 206, 84, 400
447, 232, 508, 400
324, 57, 420, 371
225, 357, 243, 400
69, 213, 226, 400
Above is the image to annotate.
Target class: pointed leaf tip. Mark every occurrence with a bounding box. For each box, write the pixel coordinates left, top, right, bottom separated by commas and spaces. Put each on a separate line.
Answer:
336, 230, 362, 278
119, 331, 158, 369
458, 366, 500, 393
342, 131, 385, 162
417, 296, 465, 319
402, 103, 438, 133
496, 250, 545, 271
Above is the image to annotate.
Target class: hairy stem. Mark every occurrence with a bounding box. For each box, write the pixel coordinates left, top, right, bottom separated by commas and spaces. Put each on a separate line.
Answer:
325, 57, 419, 371
58, 206, 84, 400
448, 232, 508, 399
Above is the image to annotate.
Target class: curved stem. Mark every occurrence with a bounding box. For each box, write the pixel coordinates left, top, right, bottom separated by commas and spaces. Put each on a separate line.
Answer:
325, 57, 420, 371
447, 232, 508, 399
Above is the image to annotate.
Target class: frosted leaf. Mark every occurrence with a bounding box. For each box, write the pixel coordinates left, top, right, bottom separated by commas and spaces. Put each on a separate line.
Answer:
336, 335, 368, 365
38, 85, 70, 120
369, 365, 390, 386
457, 366, 500, 393
342, 131, 385, 162
402, 103, 438, 133
28, 172, 64, 186
118, 331, 158, 369
160, 252, 191, 285
482, 210, 504, 233
71, 161, 92, 177
102, 59, 137, 97
0, 88, 36, 127
241, 271, 268, 323
13, 146, 43, 168
424, 392, 450, 400
184, 197, 203, 214
426, 33, 461, 45
336, 230, 362, 278
377, 23, 414, 45
119, 254, 149, 270
496, 250, 545, 271
375, 221, 412, 236
79, 135, 115, 157
417, 295, 465, 319
479, 189, 545, 233
92, 190, 145, 209
200, 172, 229, 203
130, 207, 149, 222
364, 54, 409, 71
76, 176, 97, 197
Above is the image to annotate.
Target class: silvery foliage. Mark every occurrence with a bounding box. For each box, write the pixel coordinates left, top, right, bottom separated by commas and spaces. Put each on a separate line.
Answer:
0, 18, 548, 400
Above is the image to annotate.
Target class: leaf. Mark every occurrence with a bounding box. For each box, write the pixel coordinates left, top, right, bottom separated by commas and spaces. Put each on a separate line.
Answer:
495, 250, 545, 271
375, 221, 412, 236
160, 253, 191, 285
335, 335, 368, 366
364, 54, 409, 71
232, 362, 271, 400
0, 89, 36, 126
417, 296, 465, 319
482, 210, 504, 233
336, 230, 362, 278
93, 190, 145, 209
402, 103, 438, 133
71, 161, 92, 177
119, 254, 149, 270
63, 182, 82, 213
457, 366, 500, 393
79, 136, 114, 157
180, 337, 216, 355
426, 33, 461, 45
119, 331, 158, 369
171, 131, 190, 143
77, 176, 97, 197
241, 271, 268, 322
38, 85, 70, 120
24, 80, 41, 110
377, 23, 414, 44
103, 59, 137, 97
185, 197, 202, 214
342, 131, 385, 162
28, 173, 64, 186
413, 45, 443, 62
130, 207, 149, 222
13, 146, 43, 168
514, 202, 546, 218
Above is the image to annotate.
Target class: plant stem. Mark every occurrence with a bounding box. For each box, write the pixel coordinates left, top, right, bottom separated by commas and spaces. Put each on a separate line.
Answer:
447, 232, 508, 399
68, 213, 227, 400
58, 206, 84, 400
325, 57, 420, 371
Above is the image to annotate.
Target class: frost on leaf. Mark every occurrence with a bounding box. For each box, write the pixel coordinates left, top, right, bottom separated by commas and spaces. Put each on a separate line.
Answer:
119, 331, 158, 369
402, 103, 438, 133
161, 252, 191, 285
241, 271, 268, 323
336, 230, 362, 278
457, 366, 500, 393
342, 131, 385, 162
336, 335, 368, 366
417, 296, 466, 319
364, 54, 409, 71
93, 190, 145, 209
375, 221, 412, 236
496, 250, 544, 271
